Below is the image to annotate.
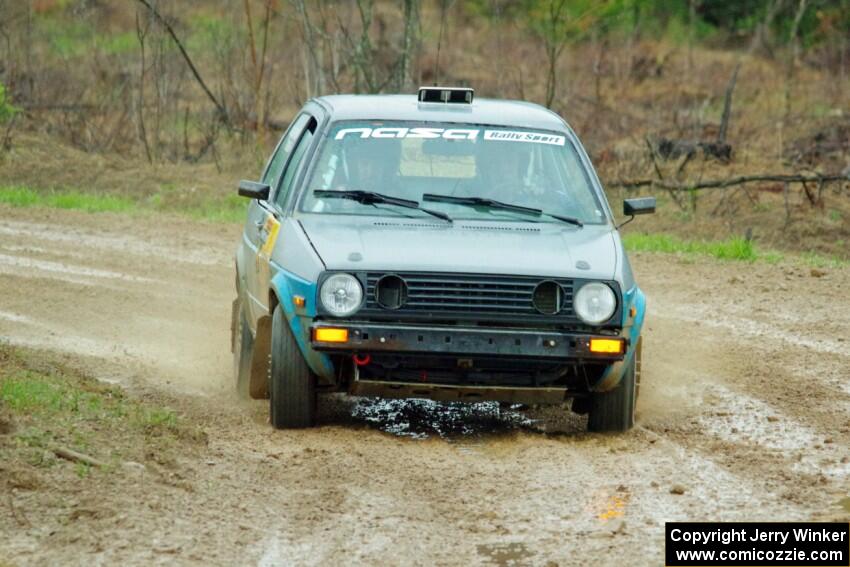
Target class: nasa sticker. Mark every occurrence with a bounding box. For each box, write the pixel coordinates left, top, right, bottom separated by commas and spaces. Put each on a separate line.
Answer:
335, 127, 479, 140
335, 127, 565, 146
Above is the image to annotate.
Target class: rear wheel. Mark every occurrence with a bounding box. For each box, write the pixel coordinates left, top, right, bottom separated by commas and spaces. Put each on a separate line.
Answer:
232, 298, 253, 399
587, 338, 639, 432
269, 304, 316, 429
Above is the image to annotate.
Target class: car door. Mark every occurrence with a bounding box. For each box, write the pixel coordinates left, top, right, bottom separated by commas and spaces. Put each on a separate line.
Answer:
255, 116, 318, 304
244, 113, 312, 324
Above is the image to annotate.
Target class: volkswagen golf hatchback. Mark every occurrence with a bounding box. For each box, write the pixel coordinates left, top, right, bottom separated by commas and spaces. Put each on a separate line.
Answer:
232, 87, 655, 431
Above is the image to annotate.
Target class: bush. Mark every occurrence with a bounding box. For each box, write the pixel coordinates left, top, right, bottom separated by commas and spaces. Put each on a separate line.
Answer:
0, 82, 19, 122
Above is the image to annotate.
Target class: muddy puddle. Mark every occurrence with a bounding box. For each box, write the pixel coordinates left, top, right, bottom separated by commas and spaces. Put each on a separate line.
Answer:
349, 397, 538, 440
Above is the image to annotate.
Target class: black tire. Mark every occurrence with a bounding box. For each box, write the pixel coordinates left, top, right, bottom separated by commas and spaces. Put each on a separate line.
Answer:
587, 339, 639, 432
233, 298, 253, 399
269, 304, 316, 429
571, 396, 591, 415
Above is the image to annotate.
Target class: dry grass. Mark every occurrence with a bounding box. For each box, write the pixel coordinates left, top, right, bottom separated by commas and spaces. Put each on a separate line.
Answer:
0, 133, 253, 222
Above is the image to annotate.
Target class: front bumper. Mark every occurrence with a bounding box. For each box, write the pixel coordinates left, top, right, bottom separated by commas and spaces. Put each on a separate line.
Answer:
310, 322, 626, 361
350, 379, 571, 404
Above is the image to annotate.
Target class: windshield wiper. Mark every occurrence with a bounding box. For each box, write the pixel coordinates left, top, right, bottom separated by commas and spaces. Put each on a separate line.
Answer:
314, 190, 452, 223
422, 193, 583, 227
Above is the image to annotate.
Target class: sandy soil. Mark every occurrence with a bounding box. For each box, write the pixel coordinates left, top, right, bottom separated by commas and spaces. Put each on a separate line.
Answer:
0, 205, 848, 566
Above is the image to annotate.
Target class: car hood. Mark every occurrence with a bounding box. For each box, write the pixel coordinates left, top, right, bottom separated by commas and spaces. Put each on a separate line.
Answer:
298, 215, 618, 280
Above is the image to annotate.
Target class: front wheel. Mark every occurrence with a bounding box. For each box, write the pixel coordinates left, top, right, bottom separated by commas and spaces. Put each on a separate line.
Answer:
587, 338, 640, 432
269, 304, 316, 429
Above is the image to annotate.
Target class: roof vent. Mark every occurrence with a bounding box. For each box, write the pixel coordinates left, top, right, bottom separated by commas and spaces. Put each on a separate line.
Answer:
418, 86, 473, 104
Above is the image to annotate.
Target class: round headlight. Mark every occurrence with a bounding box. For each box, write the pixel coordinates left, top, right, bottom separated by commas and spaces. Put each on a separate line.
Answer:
574, 283, 616, 325
320, 273, 363, 317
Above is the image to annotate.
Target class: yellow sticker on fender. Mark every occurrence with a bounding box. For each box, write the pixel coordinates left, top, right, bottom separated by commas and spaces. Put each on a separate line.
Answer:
258, 215, 281, 259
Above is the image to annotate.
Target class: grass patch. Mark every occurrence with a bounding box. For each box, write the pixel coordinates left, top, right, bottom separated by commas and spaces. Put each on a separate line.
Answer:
624, 233, 850, 267
0, 345, 192, 471
623, 233, 760, 261
38, 17, 92, 58
189, 193, 247, 223
96, 31, 137, 56
800, 252, 850, 269
0, 365, 178, 438
0, 371, 99, 414
0, 184, 247, 222
0, 185, 135, 213
133, 407, 179, 431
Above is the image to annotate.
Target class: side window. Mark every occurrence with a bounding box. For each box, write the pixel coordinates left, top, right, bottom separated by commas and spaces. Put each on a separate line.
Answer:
261, 113, 311, 189
274, 118, 317, 208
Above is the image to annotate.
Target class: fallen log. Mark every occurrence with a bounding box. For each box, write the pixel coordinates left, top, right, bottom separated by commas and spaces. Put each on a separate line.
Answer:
608, 172, 849, 191
53, 446, 106, 468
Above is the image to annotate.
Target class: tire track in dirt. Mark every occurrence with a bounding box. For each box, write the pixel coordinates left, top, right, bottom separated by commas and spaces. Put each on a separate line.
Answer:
0, 209, 234, 395
636, 260, 849, 527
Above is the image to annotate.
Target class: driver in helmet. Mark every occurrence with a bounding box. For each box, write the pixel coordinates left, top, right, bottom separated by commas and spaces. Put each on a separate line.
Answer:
336, 136, 402, 193
471, 140, 534, 202
462, 140, 574, 215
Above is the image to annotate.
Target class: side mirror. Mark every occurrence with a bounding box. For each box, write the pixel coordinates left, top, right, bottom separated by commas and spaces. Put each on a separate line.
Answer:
623, 197, 656, 216
238, 180, 270, 200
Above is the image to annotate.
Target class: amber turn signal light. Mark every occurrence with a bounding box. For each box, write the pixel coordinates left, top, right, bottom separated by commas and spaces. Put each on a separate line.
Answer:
589, 338, 625, 354
313, 327, 349, 343
293, 295, 306, 308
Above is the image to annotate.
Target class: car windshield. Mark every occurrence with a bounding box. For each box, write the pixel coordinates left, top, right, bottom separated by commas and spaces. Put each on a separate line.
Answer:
299, 121, 607, 224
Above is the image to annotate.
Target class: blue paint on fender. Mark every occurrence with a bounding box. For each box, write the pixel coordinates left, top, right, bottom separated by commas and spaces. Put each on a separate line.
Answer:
270, 267, 335, 380
596, 284, 646, 392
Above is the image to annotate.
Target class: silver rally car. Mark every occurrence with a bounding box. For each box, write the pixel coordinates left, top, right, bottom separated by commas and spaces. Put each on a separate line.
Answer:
232, 86, 655, 431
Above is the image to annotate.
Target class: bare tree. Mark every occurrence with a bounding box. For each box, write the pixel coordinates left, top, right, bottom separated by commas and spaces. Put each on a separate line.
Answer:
135, 8, 152, 163
315, 1, 346, 93
244, 0, 273, 141
396, 0, 420, 91
134, 0, 230, 125
351, 0, 377, 93
687, 0, 697, 72
433, 0, 454, 85
291, 0, 327, 99
536, 1, 602, 108
749, 0, 786, 56
782, 0, 808, 153
526, 0, 570, 109
717, 62, 740, 145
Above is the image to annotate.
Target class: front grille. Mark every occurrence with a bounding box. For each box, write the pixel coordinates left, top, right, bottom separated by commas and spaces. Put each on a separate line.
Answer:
364, 272, 574, 317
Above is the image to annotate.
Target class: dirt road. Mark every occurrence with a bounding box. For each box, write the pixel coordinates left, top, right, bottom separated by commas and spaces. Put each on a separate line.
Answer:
1, 205, 848, 566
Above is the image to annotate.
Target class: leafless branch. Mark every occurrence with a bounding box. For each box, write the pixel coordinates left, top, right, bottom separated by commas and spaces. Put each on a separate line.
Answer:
644, 136, 686, 209
134, 0, 229, 124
